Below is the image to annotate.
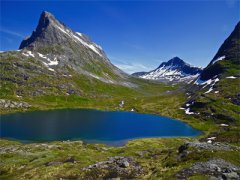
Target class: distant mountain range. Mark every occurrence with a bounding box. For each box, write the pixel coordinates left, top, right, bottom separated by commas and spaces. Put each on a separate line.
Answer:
132, 57, 202, 82
0, 11, 239, 124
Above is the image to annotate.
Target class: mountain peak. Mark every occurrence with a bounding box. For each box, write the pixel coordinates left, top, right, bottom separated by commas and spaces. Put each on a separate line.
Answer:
19, 11, 65, 50
38, 11, 56, 26
133, 57, 202, 82
18, 11, 106, 59
168, 57, 184, 64
171, 56, 182, 61
41, 11, 53, 17
157, 57, 185, 68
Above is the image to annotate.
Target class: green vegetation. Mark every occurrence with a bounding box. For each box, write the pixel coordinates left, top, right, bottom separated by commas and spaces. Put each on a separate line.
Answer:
0, 51, 239, 179
1, 137, 239, 179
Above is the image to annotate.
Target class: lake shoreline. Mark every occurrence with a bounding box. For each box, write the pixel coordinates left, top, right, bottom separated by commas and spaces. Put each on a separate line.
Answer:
1, 108, 202, 146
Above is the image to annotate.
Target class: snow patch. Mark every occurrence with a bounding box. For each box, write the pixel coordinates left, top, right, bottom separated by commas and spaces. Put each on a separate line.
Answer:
203, 78, 219, 94
195, 76, 220, 94
140, 64, 200, 82
90, 74, 100, 80
48, 57, 58, 66
212, 56, 225, 64
72, 33, 103, 57
22, 51, 35, 57
48, 67, 55, 72
38, 53, 58, 67
207, 137, 216, 140
220, 124, 229, 127
207, 140, 212, 144
119, 100, 125, 108
185, 108, 194, 115
204, 87, 213, 94
194, 77, 213, 86
38, 53, 58, 72
54, 24, 103, 57
226, 76, 237, 79
63, 74, 72, 77
76, 32, 83, 37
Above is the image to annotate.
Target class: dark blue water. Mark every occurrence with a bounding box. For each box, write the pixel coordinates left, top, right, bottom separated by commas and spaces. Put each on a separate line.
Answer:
0, 109, 201, 146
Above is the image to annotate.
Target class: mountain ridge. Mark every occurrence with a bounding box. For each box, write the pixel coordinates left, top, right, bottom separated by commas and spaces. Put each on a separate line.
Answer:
0, 11, 138, 99
198, 21, 240, 81
132, 57, 202, 82
182, 21, 240, 123
15, 11, 132, 86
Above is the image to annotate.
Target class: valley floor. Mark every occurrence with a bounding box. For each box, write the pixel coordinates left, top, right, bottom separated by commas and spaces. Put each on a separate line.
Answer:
1, 82, 240, 179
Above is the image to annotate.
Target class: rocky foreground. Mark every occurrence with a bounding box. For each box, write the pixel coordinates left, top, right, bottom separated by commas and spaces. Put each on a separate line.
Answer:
0, 137, 239, 179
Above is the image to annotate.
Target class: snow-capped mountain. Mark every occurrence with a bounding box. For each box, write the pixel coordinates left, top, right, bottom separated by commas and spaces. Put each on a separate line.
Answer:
132, 57, 202, 82
0, 11, 134, 98
16, 11, 130, 85
19, 11, 106, 58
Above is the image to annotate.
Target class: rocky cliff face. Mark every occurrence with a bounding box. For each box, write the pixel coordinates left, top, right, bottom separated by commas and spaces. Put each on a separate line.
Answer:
19, 11, 106, 58
182, 22, 240, 123
0, 11, 134, 99
132, 57, 202, 82
17, 11, 127, 83
199, 22, 240, 81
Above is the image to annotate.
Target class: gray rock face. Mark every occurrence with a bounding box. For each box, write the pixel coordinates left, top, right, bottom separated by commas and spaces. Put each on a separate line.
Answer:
45, 156, 76, 166
187, 141, 234, 151
197, 21, 240, 81
82, 156, 143, 178
176, 158, 240, 179
17, 11, 130, 86
19, 11, 105, 58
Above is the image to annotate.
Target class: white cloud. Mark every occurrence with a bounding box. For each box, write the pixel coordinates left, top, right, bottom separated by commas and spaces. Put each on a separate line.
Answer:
113, 61, 152, 74
0, 28, 25, 38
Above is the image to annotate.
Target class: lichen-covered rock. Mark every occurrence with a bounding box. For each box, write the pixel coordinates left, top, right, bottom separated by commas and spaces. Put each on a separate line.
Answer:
176, 158, 240, 179
82, 156, 143, 178
187, 141, 234, 151
0, 99, 31, 109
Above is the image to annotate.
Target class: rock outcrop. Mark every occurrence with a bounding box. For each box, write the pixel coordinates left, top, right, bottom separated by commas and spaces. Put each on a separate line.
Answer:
82, 156, 143, 178
0, 99, 31, 109
176, 158, 240, 179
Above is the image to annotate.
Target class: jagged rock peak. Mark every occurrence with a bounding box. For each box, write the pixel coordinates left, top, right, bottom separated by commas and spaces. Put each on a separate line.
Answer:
37, 11, 59, 28
18, 11, 107, 59
19, 11, 67, 49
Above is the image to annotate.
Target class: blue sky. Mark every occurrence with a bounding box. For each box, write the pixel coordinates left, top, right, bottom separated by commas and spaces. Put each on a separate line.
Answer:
0, 1, 239, 73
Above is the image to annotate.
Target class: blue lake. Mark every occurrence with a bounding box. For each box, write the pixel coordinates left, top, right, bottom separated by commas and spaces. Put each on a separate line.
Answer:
0, 109, 201, 146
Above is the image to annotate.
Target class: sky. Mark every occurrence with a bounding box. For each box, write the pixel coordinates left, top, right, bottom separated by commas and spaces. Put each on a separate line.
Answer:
0, 1, 239, 74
